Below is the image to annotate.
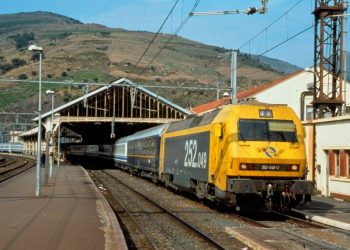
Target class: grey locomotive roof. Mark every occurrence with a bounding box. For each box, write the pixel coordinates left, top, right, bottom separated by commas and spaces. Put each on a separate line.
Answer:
34, 78, 192, 121
166, 109, 220, 133
128, 124, 167, 141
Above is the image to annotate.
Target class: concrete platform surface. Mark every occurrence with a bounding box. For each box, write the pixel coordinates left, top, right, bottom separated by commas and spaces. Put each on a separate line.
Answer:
293, 195, 350, 230
0, 163, 127, 250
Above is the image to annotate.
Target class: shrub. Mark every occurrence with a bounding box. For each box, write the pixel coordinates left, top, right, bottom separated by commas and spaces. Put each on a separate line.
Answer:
47, 74, 53, 78
31, 71, 37, 76
18, 74, 28, 80
11, 58, 27, 68
100, 31, 111, 36
61, 71, 68, 77
0, 63, 13, 72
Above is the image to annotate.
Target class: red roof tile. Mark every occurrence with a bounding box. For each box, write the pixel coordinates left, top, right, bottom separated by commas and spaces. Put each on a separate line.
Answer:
191, 97, 231, 114
191, 70, 304, 114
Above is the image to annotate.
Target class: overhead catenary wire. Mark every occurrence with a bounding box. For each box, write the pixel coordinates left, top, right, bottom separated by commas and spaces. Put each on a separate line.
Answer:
219, 24, 314, 77
200, 53, 231, 76
134, 0, 201, 81
238, 0, 306, 51
127, 0, 180, 78
0, 78, 229, 91
201, 0, 309, 76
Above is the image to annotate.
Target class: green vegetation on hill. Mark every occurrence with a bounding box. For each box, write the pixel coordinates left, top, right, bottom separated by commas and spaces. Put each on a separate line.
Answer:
0, 11, 299, 113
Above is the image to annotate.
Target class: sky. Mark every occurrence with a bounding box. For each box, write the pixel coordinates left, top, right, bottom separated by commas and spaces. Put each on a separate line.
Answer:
0, 0, 348, 68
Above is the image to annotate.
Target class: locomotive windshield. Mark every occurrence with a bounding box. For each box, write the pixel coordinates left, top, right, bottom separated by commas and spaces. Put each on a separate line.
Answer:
238, 119, 297, 142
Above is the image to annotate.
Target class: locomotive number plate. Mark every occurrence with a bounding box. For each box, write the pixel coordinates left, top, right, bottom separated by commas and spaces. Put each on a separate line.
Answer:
260, 165, 281, 170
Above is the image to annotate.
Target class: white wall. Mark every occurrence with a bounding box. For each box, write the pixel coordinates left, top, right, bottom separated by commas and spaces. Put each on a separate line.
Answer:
315, 117, 350, 197
255, 71, 313, 119
253, 69, 350, 120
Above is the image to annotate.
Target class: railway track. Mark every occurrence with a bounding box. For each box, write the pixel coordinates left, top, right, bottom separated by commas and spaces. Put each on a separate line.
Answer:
0, 154, 35, 183
271, 211, 326, 229
91, 169, 226, 250
85, 166, 349, 250
229, 212, 271, 228
229, 210, 328, 230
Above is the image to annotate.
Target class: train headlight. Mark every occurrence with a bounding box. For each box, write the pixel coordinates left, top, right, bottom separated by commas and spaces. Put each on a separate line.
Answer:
259, 109, 273, 118
291, 165, 298, 171
240, 164, 247, 170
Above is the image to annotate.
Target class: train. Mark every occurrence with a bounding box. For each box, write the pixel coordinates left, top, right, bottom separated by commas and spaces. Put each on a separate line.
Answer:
68, 103, 313, 211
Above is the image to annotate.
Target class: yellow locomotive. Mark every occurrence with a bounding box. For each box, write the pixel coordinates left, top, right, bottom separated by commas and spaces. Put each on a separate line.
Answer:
159, 103, 313, 210
68, 102, 313, 211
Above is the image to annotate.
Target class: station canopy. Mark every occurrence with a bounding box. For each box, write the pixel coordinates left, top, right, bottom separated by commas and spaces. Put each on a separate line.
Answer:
35, 78, 192, 144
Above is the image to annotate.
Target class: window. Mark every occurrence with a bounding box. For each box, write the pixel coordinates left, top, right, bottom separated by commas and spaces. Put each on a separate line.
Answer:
335, 151, 340, 177
306, 105, 313, 120
348, 151, 350, 177
346, 150, 350, 177
329, 150, 335, 176
340, 150, 347, 177
328, 150, 350, 177
238, 119, 297, 142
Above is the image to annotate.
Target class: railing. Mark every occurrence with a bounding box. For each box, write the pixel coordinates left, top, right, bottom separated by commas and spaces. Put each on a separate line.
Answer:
0, 143, 24, 154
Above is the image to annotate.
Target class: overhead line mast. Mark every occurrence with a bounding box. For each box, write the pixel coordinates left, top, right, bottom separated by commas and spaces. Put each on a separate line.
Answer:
313, 0, 347, 118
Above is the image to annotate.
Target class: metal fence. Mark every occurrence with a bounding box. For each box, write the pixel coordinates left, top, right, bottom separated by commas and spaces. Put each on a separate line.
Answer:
0, 143, 24, 154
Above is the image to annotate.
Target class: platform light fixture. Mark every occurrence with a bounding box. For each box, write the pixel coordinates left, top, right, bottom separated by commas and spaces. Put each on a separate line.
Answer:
28, 44, 43, 197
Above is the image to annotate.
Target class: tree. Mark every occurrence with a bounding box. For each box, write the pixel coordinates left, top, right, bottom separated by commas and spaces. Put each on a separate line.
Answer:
8, 32, 35, 49
31, 53, 45, 62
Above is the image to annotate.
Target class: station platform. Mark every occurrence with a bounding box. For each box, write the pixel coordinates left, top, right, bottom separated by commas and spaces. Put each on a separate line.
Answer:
0, 162, 127, 250
293, 195, 350, 230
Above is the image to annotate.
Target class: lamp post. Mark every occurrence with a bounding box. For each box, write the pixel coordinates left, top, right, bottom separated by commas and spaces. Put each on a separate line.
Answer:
46, 90, 55, 179
28, 44, 43, 197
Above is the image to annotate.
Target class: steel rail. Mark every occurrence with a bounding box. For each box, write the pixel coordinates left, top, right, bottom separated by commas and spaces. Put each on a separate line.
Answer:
272, 211, 326, 229
230, 213, 271, 228
102, 170, 226, 250
91, 171, 158, 250
0, 155, 35, 183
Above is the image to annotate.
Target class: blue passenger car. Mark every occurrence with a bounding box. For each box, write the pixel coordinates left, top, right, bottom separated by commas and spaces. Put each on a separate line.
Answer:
115, 124, 167, 179
114, 136, 129, 164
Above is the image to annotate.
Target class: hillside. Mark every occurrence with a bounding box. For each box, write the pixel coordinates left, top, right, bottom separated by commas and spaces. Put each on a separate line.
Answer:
0, 11, 298, 113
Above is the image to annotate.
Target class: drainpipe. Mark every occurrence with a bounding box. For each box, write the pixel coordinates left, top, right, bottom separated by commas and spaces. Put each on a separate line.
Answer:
342, 0, 348, 114
300, 91, 313, 121
312, 121, 317, 185
300, 90, 316, 184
